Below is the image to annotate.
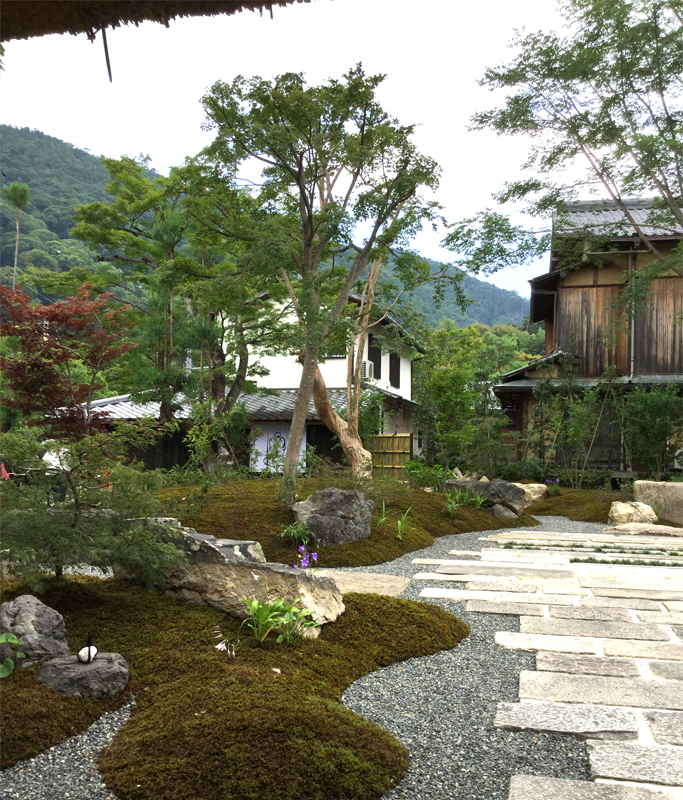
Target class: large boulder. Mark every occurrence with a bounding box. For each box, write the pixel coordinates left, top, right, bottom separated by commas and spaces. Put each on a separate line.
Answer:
292, 488, 374, 547
608, 501, 658, 526
0, 595, 69, 665
634, 481, 683, 525
512, 483, 549, 507
147, 518, 266, 563
443, 478, 527, 517
604, 522, 683, 537
36, 653, 129, 699
162, 529, 344, 628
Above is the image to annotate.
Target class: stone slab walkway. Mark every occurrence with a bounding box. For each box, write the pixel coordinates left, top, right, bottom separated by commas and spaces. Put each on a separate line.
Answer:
416, 525, 683, 799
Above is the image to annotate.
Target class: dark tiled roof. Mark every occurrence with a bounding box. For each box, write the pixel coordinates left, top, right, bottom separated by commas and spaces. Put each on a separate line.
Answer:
558, 199, 682, 239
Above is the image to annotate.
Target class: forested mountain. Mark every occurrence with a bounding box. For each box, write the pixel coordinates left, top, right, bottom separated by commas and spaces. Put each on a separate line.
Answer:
0, 125, 530, 325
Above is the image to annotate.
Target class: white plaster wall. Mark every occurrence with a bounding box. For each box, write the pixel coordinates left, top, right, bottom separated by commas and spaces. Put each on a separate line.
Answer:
250, 423, 307, 472
256, 354, 348, 389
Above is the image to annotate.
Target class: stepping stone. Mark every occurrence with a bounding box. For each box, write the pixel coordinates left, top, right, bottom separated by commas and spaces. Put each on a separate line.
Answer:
495, 700, 638, 740
665, 601, 683, 611
588, 741, 683, 785
536, 652, 640, 678
548, 606, 633, 623
519, 671, 683, 710
594, 588, 683, 601
436, 562, 574, 580
637, 611, 683, 624
643, 709, 683, 745
578, 570, 683, 593
580, 597, 661, 611
466, 581, 538, 593
496, 631, 599, 655
603, 640, 683, 661
465, 600, 544, 616
520, 617, 671, 642
420, 588, 573, 605
309, 571, 410, 597
648, 661, 683, 681
508, 774, 668, 799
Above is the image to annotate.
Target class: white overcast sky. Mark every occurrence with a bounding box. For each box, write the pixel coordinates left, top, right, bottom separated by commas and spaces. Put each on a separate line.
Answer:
1, 0, 567, 297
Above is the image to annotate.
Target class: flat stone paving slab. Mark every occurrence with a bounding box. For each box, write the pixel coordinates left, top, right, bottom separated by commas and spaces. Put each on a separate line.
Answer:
419, 588, 574, 605
649, 661, 683, 681
520, 617, 672, 642
594, 588, 683, 601
310, 571, 410, 597
581, 597, 662, 611
603, 640, 683, 661
466, 581, 539, 592
549, 606, 633, 623
643, 710, 683, 745
497, 631, 599, 655
436, 562, 575, 579
519, 671, 683, 710
588, 741, 683, 785
666, 601, 683, 611
536, 652, 641, 678
465, 600, 544, 616
495, 700, 638, 740
508, 774, 669, 799
637, 611, 683, 624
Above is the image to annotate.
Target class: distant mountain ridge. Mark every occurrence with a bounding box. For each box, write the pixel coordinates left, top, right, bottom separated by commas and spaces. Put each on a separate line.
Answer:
0, 124, 529, 326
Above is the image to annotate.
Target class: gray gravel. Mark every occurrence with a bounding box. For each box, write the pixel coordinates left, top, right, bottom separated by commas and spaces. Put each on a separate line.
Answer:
0, 699, 134, 800
341, 516, 603, 800
0, 516, 602, 800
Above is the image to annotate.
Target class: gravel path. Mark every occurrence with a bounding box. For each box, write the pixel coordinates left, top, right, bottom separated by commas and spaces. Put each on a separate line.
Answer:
341, 516, 602, 800
0, 516, 601, 800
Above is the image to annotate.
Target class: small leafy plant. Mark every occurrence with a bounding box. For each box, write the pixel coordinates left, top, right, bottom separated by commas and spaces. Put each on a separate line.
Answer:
242, 598, 289, 645
396, 507, 411, 540
275, 600, 320, 644
0, 632, 25, 678
444, 490, 463, 517
404, 460, 444, 490
545, 478, 561, 496
376, 500, 389, 531
278, 521, 316, 549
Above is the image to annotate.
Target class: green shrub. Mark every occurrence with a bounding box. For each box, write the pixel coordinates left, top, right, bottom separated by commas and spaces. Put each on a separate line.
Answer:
404, 460, 444, 490
495, 458, 547, 482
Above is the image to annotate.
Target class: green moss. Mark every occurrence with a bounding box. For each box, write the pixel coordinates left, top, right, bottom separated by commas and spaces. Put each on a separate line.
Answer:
527, 488, 613, 523
160, 479, 539, 568
0, 578, 468, 800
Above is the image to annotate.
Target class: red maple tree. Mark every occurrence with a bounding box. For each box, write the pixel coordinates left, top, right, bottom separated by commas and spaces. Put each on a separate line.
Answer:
0, 284, 136, 435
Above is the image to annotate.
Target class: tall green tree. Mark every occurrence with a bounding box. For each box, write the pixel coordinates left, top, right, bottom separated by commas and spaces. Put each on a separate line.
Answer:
2, 181, 30, 289
447, 0, 683, 305
200, 65, 453, 500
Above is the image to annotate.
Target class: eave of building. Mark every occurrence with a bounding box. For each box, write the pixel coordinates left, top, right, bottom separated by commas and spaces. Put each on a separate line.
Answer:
494, 374, 683, 393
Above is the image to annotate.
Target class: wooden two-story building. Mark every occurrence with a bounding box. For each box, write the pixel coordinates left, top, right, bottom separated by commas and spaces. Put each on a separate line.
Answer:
495, 199, 683, 463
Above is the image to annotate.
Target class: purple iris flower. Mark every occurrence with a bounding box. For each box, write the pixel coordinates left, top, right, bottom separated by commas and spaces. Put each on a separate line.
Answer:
298, 545, 306, 554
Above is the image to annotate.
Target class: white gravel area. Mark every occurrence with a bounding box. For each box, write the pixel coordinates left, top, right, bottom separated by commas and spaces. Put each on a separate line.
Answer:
0, 516, 599, 800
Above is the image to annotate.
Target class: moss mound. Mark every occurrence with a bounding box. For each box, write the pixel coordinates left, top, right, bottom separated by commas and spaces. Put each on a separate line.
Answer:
161, 478, 538, 567
528, 488, 613, 523
0, 578, 468, 800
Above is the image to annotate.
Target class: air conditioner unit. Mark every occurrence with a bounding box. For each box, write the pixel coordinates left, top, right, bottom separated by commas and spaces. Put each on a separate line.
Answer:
361, 360, 374, 380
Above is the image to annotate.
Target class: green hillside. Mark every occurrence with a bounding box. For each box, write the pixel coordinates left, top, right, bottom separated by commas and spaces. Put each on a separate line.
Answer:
0, 124, 530, 325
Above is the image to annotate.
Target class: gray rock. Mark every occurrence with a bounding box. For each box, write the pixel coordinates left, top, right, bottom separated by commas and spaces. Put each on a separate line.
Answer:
490, 503, 519, 520
0, 595, 69, 665
509, 774, 668, 799
535, 652, 640, 678
495, 700, 639, 740
588, 741, 683, 785
292, 488, 373, 547
147, 518, 266, 562
36, 653, 129, 699
443, 478, 526, 516
648, 660, 683, 681
162, 530, 344, 627
643, 709, 683, 744
520, 617, 671, 641
519, 670, 683, 709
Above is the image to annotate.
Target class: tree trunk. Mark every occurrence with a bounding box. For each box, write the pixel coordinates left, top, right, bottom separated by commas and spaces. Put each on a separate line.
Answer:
313, 367, 372, 480
278, 346, 319, 503
210, 340, 227, 410
12, 209, 20, 290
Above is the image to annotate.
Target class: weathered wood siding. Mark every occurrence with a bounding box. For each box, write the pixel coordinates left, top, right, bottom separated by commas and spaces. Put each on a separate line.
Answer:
633, 277, 683, 374
556, 285, 629, 376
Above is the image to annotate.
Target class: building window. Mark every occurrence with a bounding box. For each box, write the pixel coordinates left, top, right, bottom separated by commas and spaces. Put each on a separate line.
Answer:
389, 353, 400, 389
368, 334, 382, 379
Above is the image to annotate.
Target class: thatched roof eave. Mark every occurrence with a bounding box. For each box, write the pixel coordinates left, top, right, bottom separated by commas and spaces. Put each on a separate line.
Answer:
0, 1, 307, 42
